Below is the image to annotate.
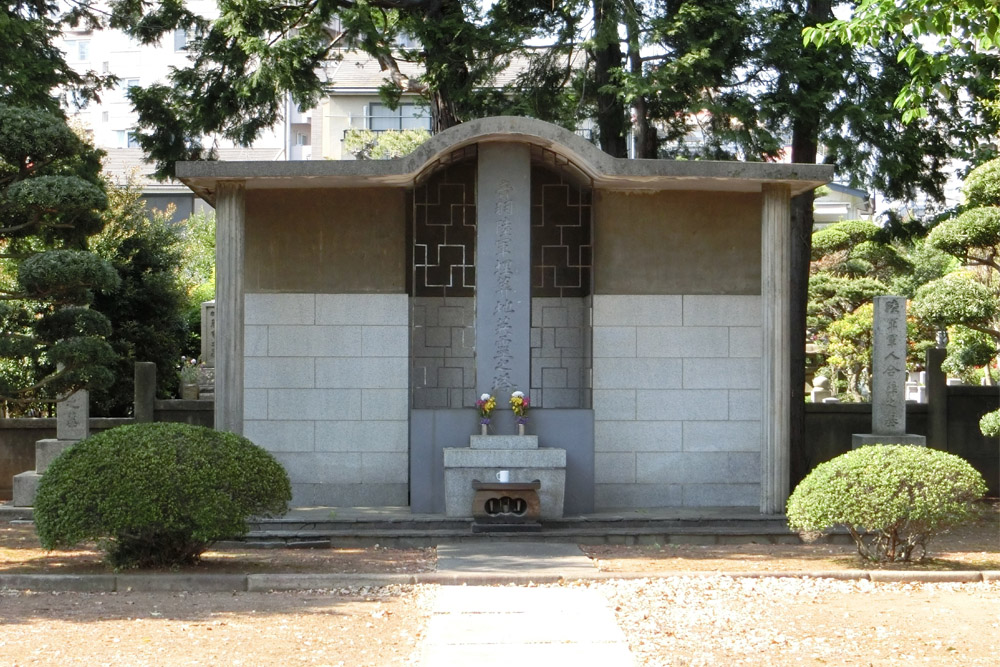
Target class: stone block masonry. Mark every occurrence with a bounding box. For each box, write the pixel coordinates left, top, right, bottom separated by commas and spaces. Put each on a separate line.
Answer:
530, 297, 592, 409
592, 294, 762, 509
410, 296, 476, 409
243, 293, 409, 506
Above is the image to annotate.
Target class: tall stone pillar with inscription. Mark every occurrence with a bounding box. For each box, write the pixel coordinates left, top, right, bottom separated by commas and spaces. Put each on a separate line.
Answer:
475, 143, 532, 396
12, 390, 90, 506
443, 142, 567, 520
852, 296, 927, 448
199, 300, 216, 400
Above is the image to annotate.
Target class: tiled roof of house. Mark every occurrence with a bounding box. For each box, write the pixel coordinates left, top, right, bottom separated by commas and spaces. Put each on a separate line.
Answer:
102, 147, 285, 189
322, 50, 576, 93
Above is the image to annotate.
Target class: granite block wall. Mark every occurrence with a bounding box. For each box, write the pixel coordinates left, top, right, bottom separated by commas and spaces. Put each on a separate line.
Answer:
530, 296, 592, 409
592, 294, 762, 508
244, 293, 409, 506
410, 296, 476, 409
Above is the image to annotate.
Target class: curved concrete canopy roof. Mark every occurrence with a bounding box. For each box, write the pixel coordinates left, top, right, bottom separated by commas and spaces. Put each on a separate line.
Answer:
177, 116, 833, 205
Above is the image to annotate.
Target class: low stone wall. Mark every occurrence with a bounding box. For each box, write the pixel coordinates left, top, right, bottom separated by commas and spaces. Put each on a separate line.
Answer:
0, 418, 132, 500
946, 387, 999, 496
0, 401, 212, 501
153, 399, 214, 428
802, 385, 998, 496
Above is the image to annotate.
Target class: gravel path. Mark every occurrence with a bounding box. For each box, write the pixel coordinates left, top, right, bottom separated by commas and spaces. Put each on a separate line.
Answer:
2, 578, 999, 665
579, 577, 1000, 666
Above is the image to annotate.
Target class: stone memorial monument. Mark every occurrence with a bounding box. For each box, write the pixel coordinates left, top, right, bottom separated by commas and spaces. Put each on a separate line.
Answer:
443, 145, 567, 521
852, 296, 926, 448
198, 300, 216, 400
12, 389, 90, 506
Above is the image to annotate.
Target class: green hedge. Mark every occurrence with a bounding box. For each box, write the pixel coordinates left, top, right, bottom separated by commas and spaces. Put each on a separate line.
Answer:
786, 445, 986, 562
35, 423, 291, 569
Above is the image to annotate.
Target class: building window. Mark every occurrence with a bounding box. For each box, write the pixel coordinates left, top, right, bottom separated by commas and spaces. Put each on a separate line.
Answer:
117, 131, 141, 148
101, 111, 109, 123
174, 29, 187, 51
64, 40, 90, 62
118, 78, 140, 96
368, 103, 430, 131
295, 133, 309, 146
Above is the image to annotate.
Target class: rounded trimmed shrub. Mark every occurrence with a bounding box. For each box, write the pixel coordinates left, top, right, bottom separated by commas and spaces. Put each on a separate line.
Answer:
981, 409, 1000, 438
34, 423, 291, 569
786, 445, 986, 562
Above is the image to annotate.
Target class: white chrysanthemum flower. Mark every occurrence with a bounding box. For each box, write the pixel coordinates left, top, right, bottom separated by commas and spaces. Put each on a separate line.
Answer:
480, 393, 491, 401
511, 390, 524, 398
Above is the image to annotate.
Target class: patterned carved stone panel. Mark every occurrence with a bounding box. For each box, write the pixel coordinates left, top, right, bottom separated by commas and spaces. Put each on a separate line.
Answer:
530, 165, 592, 298
410, 157, 477, 297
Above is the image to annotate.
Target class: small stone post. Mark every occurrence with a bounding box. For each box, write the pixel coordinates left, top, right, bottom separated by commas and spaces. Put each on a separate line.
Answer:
198, 300, 216, 400
201, 300, 216, 367
852, 296, 926, 447
134, 361, 156, 423
925, 347, 948, 449
12, 389, 90, 506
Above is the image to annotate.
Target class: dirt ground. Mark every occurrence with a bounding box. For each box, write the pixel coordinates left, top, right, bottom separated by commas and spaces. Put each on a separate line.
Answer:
587, 577, 1000, 666
0, 585, 433, 666
582, 506, 1000, 573
1, 503, 997, 666
2, 502, 996, 576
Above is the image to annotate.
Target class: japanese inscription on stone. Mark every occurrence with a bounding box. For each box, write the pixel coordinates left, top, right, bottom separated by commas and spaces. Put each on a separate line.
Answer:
492, 180, 514, 391
474, 144, 531, 399
56, 389, 89, 442
872, 296, 907, 435
201, 300, 216, 367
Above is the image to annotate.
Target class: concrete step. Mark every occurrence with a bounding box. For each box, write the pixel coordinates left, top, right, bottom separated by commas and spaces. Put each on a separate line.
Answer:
240, 521, 821, 548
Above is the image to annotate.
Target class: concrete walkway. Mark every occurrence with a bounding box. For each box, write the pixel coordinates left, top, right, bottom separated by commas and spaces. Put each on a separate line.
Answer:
417, 541, 636, 666
417, 586, 636, 666
436, 541, 598, 578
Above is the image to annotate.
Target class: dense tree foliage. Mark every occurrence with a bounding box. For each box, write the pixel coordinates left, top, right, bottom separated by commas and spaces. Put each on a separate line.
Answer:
89, 178, 189, 415
804, 0, 1000, 123
0, 104, 118, 408
915, 158, 1000, 385
176, 209, 216, 358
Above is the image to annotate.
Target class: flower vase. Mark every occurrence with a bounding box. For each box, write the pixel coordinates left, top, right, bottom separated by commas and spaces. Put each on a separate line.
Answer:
480, 423, 488, 436
180, 383, 200, 400
517, 422, 525, 436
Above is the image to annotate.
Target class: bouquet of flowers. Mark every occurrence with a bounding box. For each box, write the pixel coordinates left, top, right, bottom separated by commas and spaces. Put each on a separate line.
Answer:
509, 390, 530, 423
476, 393, 497, 424
178, 356, 201, 384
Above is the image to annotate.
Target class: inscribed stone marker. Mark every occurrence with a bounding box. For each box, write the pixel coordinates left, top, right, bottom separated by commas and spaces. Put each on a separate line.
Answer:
475, 143, 531, 395
852, 295, 925, 447
201, 300, 216, 367
872, 296, 907, 435
56, 389, 89, 441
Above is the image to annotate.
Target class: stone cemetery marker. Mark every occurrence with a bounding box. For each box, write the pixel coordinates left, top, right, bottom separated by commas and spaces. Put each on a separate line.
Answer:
201, 300, 216, 367
56, 389, 89, 441
872, 296, 907, 435
852, 296, 925, 447
475, 144, 531, 395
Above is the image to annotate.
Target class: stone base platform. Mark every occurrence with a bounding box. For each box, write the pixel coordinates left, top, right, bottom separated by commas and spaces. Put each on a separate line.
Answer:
444, 436, 566, 519
471, 480, 542, 533
851, 434, 927, 448
11, 471, 40, 507
11, 438, 78, 507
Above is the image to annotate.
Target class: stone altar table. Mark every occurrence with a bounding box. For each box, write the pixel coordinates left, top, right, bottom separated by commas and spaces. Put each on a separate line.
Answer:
444, 434, 566, 519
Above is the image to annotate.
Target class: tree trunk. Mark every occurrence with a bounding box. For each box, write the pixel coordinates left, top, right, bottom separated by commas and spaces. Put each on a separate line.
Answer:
788, 0, 832, 488
626, 7, 657, 158
591, 0, 628, 158
429, 90, 460, 133
414, 0, 467, 133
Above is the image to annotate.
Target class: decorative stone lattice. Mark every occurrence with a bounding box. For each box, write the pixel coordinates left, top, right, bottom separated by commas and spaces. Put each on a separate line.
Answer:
410, 151, 477, 297
530, 164, 592, 298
